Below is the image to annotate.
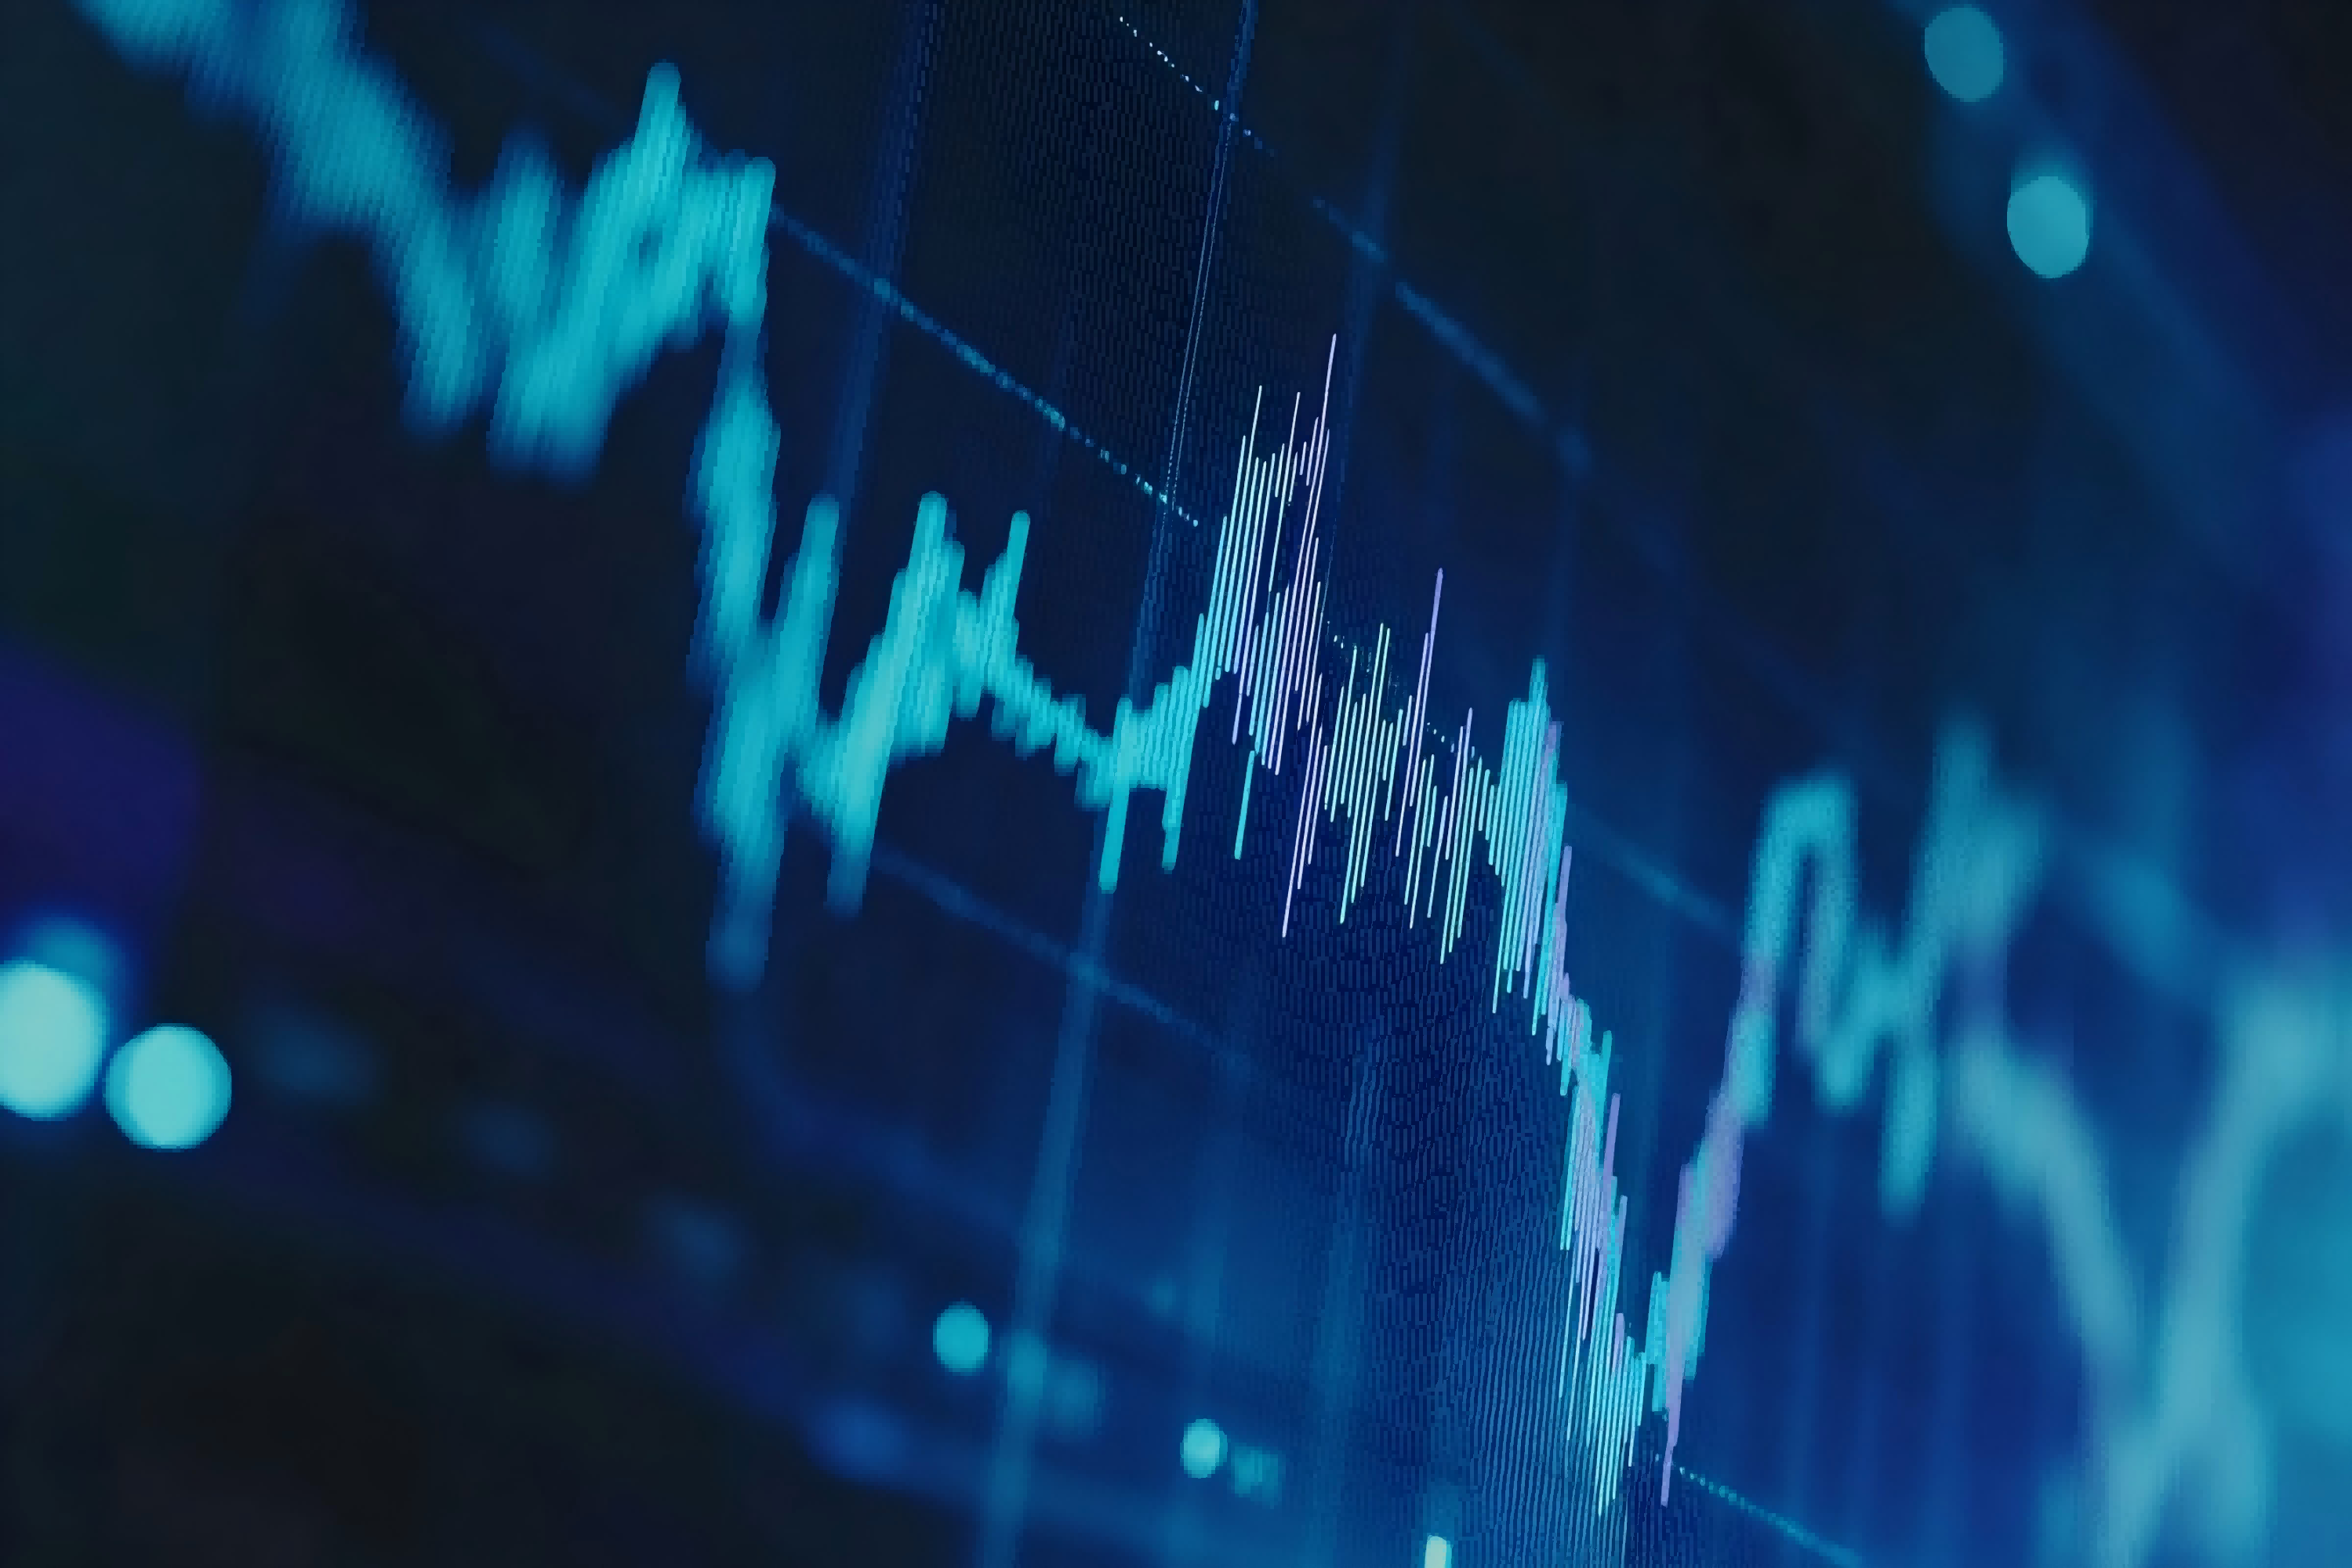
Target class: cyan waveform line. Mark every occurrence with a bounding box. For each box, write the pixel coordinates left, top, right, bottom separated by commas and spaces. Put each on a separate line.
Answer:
59, 0, 1954, 1519
1541, 723, 2044, 1512
1110, 12, 1594, 477
1951, 970, 2352, 1568
75, 7, 2352, 1563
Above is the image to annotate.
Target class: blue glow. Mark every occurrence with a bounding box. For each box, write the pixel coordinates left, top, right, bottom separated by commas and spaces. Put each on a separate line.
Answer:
1424, 1537, 1452, 1568
2008, 172, 2092, 279
252, 1004, 378, 1108
932, 1301, 991, 1374
104, 1024, 232, 1150
71, 12, 2332, 1562
1924, 6, 2005, 103
0, 959, 109, 1120
458, 1101, 555, 1179
1179, 1417, 1228, 1479
18, 916, 125, 997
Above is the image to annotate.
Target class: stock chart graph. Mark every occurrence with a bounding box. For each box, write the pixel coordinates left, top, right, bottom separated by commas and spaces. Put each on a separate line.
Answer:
4, 0, 2352, 1564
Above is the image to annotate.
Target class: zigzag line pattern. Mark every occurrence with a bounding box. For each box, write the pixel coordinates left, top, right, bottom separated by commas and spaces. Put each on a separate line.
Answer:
70, 5, 2352, 1562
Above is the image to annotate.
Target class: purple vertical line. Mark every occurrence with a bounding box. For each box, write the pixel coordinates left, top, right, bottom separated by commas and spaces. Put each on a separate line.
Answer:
1301, 414, 1326, 541
1331, 681, 1352, 833
1305, 743, 1326, 869
1375, 710, 1397, 833
1286, 389, 1308, 497
1612, 1194, 1628, 1285
1283, 724, 1323, 935
1261, 416, 1293, 600
1229, 387, 1263, 554
1291, 512, 1323, 710
1265, 578, 1295, 775
1403, 764, 1429, 924
1241, 597, 1271, 755
1230, 456, 1276, 744
1278, 541, 1320, 770
1268, 578, 1300, 776
1330, 689, 1355, 880
1306, 577, 1326, 728
1284, 384, 1309, 530
1328, 652, 1356, 873
1206, 407, 1261, 677
1432, 712, 1470, 922
1312, 332, 1338, 480
1234, 444, 1272, 662
1313, 713, 1333, 855
1351, 669, 1375, 834
1400, 758, 1419, 905
1430, 726, 1461, 922
1413, 757, 1436, 898
1276, 525, 1319, 770
1302, 402, 1332, 569
1439, 761, 1458, 945
1224, 452, 1264, 678
1279, 407, 1319, 597
1420, 761, 1441, 919
1395, 570, 1443, 855
1270, 585, 1289, 771
1249, 439, 1277, 595
1401, 771, 1421, 924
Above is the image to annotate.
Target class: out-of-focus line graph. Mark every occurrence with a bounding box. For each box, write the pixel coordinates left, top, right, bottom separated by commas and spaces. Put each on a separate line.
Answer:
60, 2, 2352, 1564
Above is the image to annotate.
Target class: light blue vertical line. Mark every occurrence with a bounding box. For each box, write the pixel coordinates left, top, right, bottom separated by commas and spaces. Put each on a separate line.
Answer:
971, 4, 1261, 1565
823, 0, 943, 513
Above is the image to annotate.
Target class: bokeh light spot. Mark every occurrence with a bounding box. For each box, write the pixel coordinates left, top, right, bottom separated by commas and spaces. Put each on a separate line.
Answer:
932, 1301, 991, 1374
1925, 6, 2005, 103
0, 959, 109, 1120
106, 1024, 231, 1149
2008, 172, 2092, 279
1179, 1417, 1228, 1479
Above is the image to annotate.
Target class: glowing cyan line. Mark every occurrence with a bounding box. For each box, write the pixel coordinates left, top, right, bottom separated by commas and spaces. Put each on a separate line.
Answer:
71, 5, 2352, 1562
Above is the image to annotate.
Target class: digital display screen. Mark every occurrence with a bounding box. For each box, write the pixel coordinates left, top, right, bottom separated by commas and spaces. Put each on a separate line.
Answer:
4, 2, 2350, 1564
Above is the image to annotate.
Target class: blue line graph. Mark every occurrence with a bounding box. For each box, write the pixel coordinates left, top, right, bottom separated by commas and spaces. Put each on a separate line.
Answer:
64, 5, 2352, 1564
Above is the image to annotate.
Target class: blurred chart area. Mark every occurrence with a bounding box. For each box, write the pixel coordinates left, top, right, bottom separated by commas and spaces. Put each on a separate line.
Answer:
5, 1, 2352, 1564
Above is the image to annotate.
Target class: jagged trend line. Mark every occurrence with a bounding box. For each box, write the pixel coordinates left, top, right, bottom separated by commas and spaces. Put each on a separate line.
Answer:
1547, 724, 2046, 1512
1951, 971, 2352, 1568
72, 6, 2352, 1563
68, 0, 1592, 1029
